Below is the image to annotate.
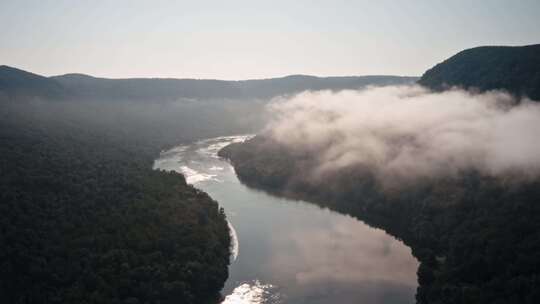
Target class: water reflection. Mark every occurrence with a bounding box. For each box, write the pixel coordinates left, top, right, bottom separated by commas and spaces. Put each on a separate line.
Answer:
265, 216, 417, 303
154, 135, 419, 304
270, 218, 416, 285
222, 281, 283, 304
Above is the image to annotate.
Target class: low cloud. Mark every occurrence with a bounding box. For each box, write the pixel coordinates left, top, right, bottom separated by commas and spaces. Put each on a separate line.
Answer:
265, 85, 540, 183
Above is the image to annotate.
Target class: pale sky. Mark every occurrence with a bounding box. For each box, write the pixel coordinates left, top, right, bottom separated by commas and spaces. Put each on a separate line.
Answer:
1, 0, 539, 80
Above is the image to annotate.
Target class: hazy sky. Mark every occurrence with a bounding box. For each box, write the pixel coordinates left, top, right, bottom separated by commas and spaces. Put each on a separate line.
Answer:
1, 0, 539, 80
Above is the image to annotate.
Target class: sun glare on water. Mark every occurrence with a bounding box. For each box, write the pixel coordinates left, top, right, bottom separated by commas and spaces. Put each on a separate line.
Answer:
222, 280, 282, 304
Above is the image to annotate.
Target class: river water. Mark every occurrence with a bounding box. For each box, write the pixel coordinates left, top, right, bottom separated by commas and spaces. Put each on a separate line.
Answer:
153, 135, 418, 304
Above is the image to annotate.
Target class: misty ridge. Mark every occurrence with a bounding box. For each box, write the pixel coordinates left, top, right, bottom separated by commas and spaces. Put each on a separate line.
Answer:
0, 65, 417, 148
0, 65, 416, 102
262, 85, 540, 186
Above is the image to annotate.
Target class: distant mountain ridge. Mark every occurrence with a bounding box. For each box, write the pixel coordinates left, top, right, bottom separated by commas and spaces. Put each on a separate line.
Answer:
418, 44, 540, 100
0, 65, 66, 99
0, 65, 417, 102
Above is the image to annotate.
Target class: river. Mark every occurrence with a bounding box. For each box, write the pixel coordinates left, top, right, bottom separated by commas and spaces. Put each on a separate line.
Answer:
153, 135, 419, 304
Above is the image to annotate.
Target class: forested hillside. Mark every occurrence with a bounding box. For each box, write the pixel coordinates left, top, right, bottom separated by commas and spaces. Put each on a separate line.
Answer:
418, 44, 540, 100
0, 102, 231, 304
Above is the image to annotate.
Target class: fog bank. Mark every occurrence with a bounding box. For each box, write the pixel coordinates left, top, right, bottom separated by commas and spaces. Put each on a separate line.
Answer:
266, 85, 540, 183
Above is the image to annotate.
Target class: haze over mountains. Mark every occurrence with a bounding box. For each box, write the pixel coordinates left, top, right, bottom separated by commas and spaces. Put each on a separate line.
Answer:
3, 44, 539, 103
0, 66, 66, 99
0, 65, 417, 102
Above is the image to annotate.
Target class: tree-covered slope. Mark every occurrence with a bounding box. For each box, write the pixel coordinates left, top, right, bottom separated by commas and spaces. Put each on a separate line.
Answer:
0, 105, 230, 304
418, 44, 540, 100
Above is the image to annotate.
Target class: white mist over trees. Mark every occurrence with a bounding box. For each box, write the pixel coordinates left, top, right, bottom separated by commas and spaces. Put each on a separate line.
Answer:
266, 85, 540, 184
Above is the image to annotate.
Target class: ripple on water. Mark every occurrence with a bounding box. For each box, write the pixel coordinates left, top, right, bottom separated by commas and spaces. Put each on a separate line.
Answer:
221, 280, 284, 304
178, 165, 218, 184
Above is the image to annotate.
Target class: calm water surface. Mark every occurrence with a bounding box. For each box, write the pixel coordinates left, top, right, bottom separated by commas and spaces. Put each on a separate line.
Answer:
153, 135, 418, 304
